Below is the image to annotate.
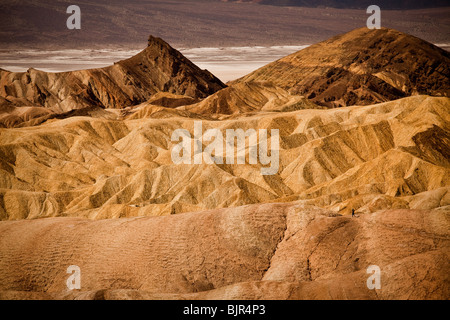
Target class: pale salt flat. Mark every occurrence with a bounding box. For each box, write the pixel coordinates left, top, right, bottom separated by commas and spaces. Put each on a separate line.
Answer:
1, 44, 449, 83
0, 46, 309, 82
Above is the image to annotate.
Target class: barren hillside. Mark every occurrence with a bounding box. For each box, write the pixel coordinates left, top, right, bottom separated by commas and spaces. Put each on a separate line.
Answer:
0, 36, 225, 127
0, 203, 448, 299
0, 28, 449, 300
232, 28, 450, 108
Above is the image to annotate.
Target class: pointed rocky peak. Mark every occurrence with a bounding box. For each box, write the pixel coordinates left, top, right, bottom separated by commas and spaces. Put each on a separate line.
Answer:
144, 35, 185, 62
0, 35, 226, 125
147, 35, 174, 50
117, 35, 226, 99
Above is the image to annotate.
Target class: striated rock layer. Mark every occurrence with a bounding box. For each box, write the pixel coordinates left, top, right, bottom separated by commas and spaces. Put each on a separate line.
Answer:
0, 95, 448, 220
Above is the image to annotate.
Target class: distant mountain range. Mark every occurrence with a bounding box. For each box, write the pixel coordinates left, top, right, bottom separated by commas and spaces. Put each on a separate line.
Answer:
1, 0, 449, 48
239, 0, 450, 9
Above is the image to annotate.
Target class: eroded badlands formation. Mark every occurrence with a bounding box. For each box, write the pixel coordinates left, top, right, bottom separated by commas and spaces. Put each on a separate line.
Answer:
0, 28, 448, 300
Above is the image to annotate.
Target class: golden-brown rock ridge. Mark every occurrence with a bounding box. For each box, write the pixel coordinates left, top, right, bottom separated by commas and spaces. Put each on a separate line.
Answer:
0, 95, 448, 220
232, 28, 450, 108
0, 36, 225, 128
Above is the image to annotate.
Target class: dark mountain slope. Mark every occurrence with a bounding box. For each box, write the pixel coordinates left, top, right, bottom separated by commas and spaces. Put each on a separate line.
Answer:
232, 28, 450, 108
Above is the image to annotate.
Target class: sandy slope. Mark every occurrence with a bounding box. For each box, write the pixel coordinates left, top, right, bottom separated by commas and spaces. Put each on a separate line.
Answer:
0, 202, 448, 299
